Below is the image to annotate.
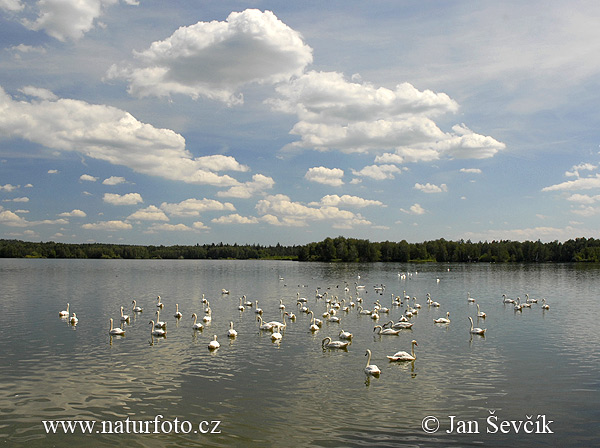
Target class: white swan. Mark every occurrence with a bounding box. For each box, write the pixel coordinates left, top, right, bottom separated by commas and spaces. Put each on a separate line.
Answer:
387, 340, 418, 362
322, 336, 349, 349
238, 297, 245, 311
69, 312, 78, 325
203, 308, 212, 323
174, 304, 183, 319
279, 299, 286, 310
271, 324, 283, 341
191, 313, 203, 330
514, 297, 523, 311
227, 321, 237, 338
154, 310, 166, 328
467, 292, 476, 303
502, 294, 515, 304
339, 329, 353, 340
221, 289, 230, 295
364, 349, 380, 376
149, 320, 166, 337
476, 304, 486, 319
208, 335, 220, 350
541, 298, 550, 310
132, 300, 143, 312
434, 312, 450, 324
243, 295, 252, 307
327, 315, 341, 323
525, 294, 538, 304
120, 306, 130, 322
385, 319, 414, 330
109, 318, 125, 336
59, 303, 70, 318
469, 316, 486, 335
257, 315, 274, 331
284, 311, 296, 321
254, 300, 263, 315
373, 325, 400, 335
357, 306, 372, 315
308, 311, 320, 332
156, 296, 164, 308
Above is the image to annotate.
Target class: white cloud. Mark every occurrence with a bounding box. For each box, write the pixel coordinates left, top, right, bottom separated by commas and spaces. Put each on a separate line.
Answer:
304, 166, 344, 187
19, 86, 58, 101
352, 164, 403, 180
22, 0, 134, 42
5, 197, 29, 203
47, 169, 58, 174
106, 9, 313, 105
460, 168, 483, 174
193, 221, 209, 230
0, 206, 68, 227
542, 174, 600, 192
400, 203, 426, 215
82, 220, 132, 230
103, 192, 143, 205
256, 194, 371, 228
0, 184, 18, 192
127, 205, 168, 221
102, 176, 126, 185
571, 206, 599, 217
565, 163, 597, 178
566, 193, 600, 204
0, 87, 245, 187
217, 174, 274, 198
147, 223, 193, 232
0, 0, 23, 12
463, 226, 593, 243
211, 214, 259, 225
160, 198, 235, 217
414, 182, 448, 193
58, 209, 87, 217
80, 174, 98, 182
309, 194, 384, 208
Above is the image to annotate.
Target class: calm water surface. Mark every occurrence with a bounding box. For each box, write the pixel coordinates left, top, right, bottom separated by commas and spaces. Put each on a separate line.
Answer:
1, 259, 599, 447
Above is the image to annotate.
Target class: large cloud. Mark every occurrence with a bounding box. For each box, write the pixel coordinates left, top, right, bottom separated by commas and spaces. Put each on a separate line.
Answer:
0, 86, 246, 186
270, 71, 504, 159
106, 9, 313, 104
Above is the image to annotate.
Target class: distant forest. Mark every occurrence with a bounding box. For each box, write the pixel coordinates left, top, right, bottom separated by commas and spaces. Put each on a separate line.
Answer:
1, 236, 600, 263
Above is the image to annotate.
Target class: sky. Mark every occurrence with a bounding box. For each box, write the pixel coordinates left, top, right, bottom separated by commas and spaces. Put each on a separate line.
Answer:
0, 1, 599, 246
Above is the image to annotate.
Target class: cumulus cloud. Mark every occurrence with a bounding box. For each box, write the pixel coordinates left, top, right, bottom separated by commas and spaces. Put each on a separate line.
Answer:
414, 182, 448, 193
22, 0, 136, 42
309, 194, 384, 208
102, 176, 126, 185
352, 164, 403, 180
58, 209, 87, 217
566, 193, 600, 204
80, 174, 98, 182
271, 71, 504, 160
0, 86, 246, 186
147, 223, 193, 232
0, 206, 68, 227
211, 214, 259, 225
460, 168, 483, 174
304, 166, 344, 186
256, 194, 371, 228
160, 198, 235, 217
217, 174, 274, 198
5, 197, 29, 202
400, 203, 426, 215
0, 0, 23, 12
0, 184, 19, 192
19, 86, 58, 101
106, 9, 313, 105
103, 192, 143, 205
82, 220, 132, 230
127, 205, 168, 221
542, 174, 600, 192
565, 162, 597, 178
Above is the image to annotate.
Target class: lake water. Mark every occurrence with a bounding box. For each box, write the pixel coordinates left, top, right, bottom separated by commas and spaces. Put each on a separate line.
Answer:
0, 259, 599, 447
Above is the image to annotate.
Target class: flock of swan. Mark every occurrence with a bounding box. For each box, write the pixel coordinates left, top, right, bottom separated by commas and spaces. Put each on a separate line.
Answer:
58, 278, 550, 378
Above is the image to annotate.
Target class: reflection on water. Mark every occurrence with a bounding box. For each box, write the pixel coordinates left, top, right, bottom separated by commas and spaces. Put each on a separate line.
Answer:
1, 259, 599, 447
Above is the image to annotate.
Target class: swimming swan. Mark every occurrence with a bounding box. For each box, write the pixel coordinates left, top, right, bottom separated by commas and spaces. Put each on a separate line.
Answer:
149, 320, 166, 337
120, 306, 130, 322
59, 303, 70, 318
339, 329, 353, 340
322, 336, 349, 349
469, 316, 486, 335
476, 304, 486, 319
373, 325, 400, 335
227, 321, 237, 338
109, 318, 125, 336
154, 310, 166, 328
69, 313, 78, 325
364, 349, 380, 376
156, 296, 164, 308
434, 312, 451, 324
208, 335, 220, 350
174, 304, 183, 319
191, 313, 204, 330
387, 340, 418, 362
132, 300, 143, 312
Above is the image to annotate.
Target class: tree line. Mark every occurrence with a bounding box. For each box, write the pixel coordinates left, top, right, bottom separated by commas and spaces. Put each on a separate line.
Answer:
1, 236, 600, 262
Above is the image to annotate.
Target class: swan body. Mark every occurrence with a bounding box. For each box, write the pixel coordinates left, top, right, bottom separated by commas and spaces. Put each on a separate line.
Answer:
174, 304, 183, 319
384, 319, 414, 330
221, 289, 230, 295
357, 306, 372, 315
467, 292, 476, 303
227, 321, 237, 338
132, 300, 143, 312
59, 303, 70, 318
364, 349, 380, 376
243, 295, 252, 307
514, 297, 523, 311
69, 313, 78, 325
254, 301, 263, 314
279, 299, 286, 310
525, 294, 538, 304
120, 306, 130, 322
434, 312, 450, 324
109, 318, 125, 336
271, 325, 283, 341
322, 336, 349, 349
149, 320, 166, 337
203, 309, 212, 323
191, 313, 204, 330
327, 315, 341, 323
387, 340, 418, 362
502, 294, 515, 304
238, 297, 245, 311
257, 315, 274, 331
373, 325, 400, 335
156, 296, 164, 308
469, 316, 486, 335
476, 304, 486, 319
339, 330, 353, 340
208, 335, 220, 350
285, 311, 296, 321
541, 298, 550, 310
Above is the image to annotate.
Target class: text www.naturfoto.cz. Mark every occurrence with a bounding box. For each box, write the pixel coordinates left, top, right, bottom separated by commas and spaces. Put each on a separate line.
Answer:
42, 415, 222, 435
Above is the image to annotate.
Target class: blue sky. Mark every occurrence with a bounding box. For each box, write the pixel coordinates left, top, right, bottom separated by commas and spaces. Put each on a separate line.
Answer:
1, 1, 599, 246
